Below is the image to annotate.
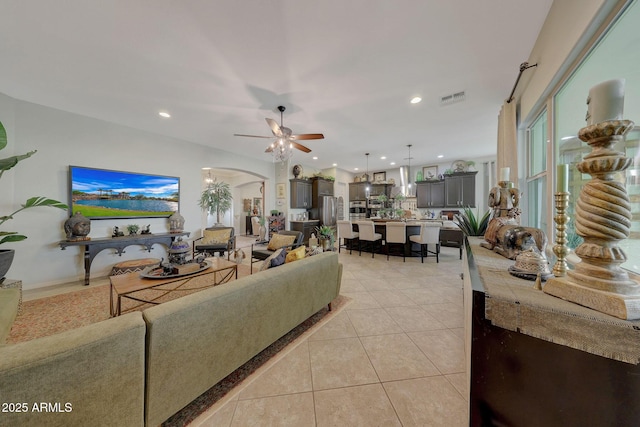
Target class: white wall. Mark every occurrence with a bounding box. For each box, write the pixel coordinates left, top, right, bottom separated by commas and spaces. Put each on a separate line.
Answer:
1, 93, 275, 289
518, 0, 616, 123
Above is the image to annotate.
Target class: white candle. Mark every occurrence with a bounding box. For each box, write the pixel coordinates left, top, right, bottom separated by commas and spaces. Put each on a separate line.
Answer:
499, 167, 510, 182
586, 79, 625, 125
557, 164, 569, 193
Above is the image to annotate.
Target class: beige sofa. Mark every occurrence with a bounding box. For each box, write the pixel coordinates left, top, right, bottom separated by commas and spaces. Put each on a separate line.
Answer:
0, 288, 20, 343
0, 251, 342, 426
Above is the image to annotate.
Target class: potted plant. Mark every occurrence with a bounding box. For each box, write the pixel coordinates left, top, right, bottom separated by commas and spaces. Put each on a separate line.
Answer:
315, 225, 335, 251
198, 179, 233, 225
126, 224, 140, 235
454, 207, 491, 236
0, 120, 68, 279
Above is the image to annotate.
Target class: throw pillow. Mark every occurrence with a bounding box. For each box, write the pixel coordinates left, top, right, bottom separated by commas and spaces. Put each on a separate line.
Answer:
259, 249, 282, 272
267, 234, 296, 251
285, 245, 306, 263
270, 248, 287, 268
202, 229, 231, 245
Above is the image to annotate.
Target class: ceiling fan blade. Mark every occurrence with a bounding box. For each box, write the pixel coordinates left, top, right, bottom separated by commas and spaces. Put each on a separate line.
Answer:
291, 141, 312, 153
265, 118, 283, 137
264, 144, 275, 153
290, 133, 324, 140
234, 133, 274, 139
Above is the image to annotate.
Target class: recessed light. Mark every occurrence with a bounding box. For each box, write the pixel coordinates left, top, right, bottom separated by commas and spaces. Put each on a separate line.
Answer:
437, 155, 444, 158
201, 167, 211, 170
380, 156, 386, 160
354, 168, 359, 171
159, 111, 171, 118
390, 162, 396, 166
312, 156, 318, 160
410, 96, 422, 104
332, 163, 337, 167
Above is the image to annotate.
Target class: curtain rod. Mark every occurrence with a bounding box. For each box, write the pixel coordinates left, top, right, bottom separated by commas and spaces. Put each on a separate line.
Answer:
507, 62, 538, 103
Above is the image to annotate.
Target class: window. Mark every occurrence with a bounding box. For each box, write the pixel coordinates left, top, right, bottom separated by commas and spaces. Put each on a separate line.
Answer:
554, 1, 640, 272
526, 110, 548, 231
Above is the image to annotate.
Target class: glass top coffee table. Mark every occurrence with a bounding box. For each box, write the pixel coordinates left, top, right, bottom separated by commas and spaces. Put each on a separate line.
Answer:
109, 257, 237, 316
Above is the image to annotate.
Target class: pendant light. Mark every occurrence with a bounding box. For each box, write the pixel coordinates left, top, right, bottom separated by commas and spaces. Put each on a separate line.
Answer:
365, 153, 370, 198
406, 144, 413, 195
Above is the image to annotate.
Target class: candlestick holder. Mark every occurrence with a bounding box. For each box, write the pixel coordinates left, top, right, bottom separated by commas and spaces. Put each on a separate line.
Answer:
544, 119, 640, 320
551, 192, 570, 277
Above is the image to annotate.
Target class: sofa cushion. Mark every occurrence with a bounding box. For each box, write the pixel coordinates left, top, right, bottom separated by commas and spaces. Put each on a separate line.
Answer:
202, 228, 231, 245
0, 312, 146, 426
285, 245, 306, 263
267, 234, 296, 251
270, 248, 287, 267
258, 248, 282, 271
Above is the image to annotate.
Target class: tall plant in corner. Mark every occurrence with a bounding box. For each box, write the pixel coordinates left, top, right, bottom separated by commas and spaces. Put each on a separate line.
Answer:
198, 179, 233, 225
0, 120, 68, 277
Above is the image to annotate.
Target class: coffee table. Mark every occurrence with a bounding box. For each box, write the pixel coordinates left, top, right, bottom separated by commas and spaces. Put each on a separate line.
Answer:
109, 257, 237, 316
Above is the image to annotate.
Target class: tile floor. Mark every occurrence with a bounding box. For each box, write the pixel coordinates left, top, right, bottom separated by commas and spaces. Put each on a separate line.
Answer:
193, 245, 469, 426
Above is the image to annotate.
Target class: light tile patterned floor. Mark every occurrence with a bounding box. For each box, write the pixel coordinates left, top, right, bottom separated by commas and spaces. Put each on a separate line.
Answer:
193, 246, 468, 426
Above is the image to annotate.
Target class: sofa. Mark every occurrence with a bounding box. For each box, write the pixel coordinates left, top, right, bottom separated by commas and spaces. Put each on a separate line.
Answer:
0, 251, 342, 426
0, 287, 21, 343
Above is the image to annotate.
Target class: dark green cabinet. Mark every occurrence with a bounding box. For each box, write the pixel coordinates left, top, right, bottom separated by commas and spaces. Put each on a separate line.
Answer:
444, 172, 477, 207
290, 179, 312, 208
416, 180, 445, 208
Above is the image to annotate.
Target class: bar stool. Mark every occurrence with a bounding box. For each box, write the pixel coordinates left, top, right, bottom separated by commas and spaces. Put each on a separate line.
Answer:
354, 220, 382, 258
337, 220, 359, 254
385, 221, 406, 261
409, 223, 440, 263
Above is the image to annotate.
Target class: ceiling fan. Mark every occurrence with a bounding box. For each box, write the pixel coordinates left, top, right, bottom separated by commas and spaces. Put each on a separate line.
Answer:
234, 105, 324, 154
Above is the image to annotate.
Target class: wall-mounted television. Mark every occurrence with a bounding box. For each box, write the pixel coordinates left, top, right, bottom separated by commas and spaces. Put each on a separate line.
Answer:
69, 166, 180, 219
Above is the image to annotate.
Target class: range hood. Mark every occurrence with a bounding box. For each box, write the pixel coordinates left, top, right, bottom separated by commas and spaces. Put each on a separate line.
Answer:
399, 165, 414, 197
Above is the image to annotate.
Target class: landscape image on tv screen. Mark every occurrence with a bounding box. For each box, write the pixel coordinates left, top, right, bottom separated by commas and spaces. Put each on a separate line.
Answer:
69, 166, 180, 219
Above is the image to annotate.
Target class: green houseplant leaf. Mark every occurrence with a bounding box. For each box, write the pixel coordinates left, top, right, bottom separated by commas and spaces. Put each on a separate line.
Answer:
454, 206, 491, 236
0, 120, 68, 245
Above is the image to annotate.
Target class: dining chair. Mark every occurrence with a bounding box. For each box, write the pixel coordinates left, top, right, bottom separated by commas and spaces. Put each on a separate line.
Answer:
354, 220, 382, 258
385, 221, 407, 261
409, 223, 440, 263
337, 220, 359, 254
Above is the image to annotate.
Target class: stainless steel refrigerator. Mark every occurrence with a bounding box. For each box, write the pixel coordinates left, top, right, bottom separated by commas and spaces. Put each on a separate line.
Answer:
316, 196, 337, 226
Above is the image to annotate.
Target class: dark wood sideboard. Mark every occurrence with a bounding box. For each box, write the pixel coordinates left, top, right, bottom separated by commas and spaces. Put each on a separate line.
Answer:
464, 240, 640, 426
59, 232, 189, 285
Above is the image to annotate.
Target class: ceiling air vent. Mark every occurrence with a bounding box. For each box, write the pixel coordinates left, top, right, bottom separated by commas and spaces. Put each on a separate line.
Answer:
440, 91, 466, 106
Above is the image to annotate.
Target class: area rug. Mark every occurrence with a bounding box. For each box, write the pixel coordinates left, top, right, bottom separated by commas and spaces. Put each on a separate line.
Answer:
163, 294, 351, 427
7, 263, 252, 344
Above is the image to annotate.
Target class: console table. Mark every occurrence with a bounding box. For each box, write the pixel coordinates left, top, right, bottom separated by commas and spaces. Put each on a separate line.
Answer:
59, 232, 190, 285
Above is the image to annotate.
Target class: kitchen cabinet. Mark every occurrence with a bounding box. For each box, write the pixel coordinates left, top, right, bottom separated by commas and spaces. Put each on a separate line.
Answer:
349, 182, 369, 201
416, 180, 445, 208
290, 179, 312, 208
370, 183, 391, 198
289, 220, 319, 245
444, 171, 477, 207
312, 177, 334, 198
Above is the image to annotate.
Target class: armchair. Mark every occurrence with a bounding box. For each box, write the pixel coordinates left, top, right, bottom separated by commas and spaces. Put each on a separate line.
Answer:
192, 226, 235, 259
